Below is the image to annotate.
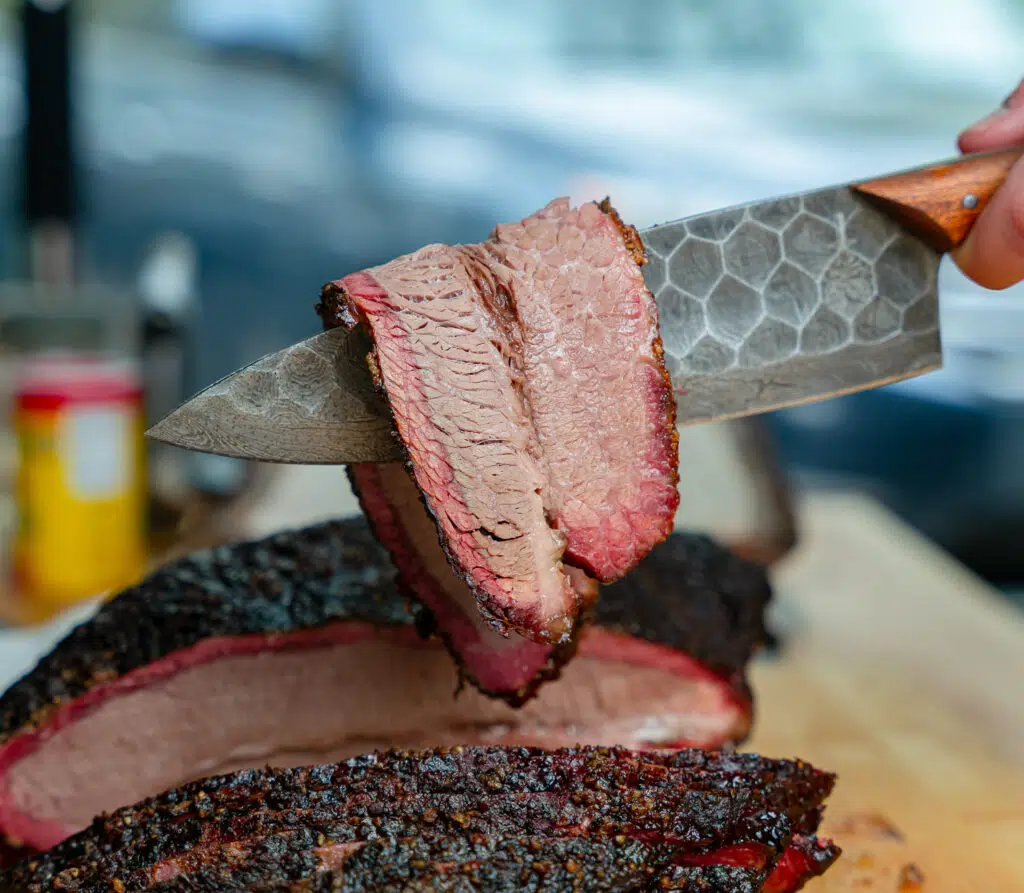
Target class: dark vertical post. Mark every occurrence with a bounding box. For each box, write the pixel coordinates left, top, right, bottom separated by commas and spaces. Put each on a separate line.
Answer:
21, 0, 76, 285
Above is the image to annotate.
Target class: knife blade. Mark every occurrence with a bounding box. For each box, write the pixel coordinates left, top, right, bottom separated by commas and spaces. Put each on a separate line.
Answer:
147, 149, 1021, 464
147, 325, 404, 463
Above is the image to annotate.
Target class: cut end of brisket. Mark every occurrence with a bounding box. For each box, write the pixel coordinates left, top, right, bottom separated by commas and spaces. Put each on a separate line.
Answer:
324, 197, 679, 648
3, 745, 839, 893
0, 518, 766, 861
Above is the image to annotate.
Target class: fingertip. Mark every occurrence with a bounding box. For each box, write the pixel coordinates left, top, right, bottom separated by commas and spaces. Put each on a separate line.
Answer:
957, 130, 982, 155
957, 100, 1024, 154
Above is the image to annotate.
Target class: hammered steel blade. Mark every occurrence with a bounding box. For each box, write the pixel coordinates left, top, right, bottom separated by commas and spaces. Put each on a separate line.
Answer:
641, 185, 942, 425
146, 327, 401, 463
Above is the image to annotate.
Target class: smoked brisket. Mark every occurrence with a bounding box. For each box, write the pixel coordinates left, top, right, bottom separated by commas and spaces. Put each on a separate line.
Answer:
318, 197, 679, 677
0, 519, 768, 861
3, 745, 838, 893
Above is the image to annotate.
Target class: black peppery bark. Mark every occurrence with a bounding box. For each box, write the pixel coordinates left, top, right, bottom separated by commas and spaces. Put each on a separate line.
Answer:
596, 532, 771, 685
145, 834, 771, 893
3, 746, 837, 893
146, 835, 772, 893
660, 751, 836, 837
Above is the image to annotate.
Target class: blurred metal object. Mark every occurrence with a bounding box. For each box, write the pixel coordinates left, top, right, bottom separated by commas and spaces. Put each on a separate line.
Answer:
27, 222, 74, 291
726, 417, 798, 567
134, 232, 261, 548
139, 232, 199, 512
675, 417, 797, 568
20, 0, 76, 287
139, 232, 198, 419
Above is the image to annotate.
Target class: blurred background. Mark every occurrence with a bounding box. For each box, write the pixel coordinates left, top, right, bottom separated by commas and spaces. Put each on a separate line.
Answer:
0, 0, 1021, 633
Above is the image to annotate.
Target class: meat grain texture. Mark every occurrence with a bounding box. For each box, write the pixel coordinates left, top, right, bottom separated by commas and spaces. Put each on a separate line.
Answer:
0, 519, 769, 861
318, 197, 679, 698
2, 745, 840, 893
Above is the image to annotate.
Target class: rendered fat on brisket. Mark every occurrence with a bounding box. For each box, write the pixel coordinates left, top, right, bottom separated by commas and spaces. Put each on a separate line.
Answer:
0, 519, 769, 859
317, 197, 679, 664
4, 745, 839, 893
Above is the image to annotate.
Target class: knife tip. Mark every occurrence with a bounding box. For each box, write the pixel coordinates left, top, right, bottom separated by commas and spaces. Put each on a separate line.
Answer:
144, 418, 170, 442
145, 410, 192, 448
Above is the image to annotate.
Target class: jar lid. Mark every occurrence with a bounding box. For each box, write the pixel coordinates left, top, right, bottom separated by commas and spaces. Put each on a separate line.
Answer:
16, 354, 143, 410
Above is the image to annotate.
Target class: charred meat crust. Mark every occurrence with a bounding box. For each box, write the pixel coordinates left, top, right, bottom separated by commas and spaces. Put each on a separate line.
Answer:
595, 197, 681, 520
143, 835, 770, 893
5, 746, 836, 892
21, 837, 772, 893
315, 281, 357, 331
763, 835, 843, 893
597, 197, 647, 267
597, 533, 771, 684
0, 518, 413, 744
0, 838, 32, 873
8, 841, 794, 889
659, 750, 836, 837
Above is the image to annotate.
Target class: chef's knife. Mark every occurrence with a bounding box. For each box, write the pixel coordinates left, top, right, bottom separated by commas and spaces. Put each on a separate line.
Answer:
147, 148, 1021, 465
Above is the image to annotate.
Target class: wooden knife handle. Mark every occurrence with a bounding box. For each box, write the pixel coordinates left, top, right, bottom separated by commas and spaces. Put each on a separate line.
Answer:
851, 147, 1023, 253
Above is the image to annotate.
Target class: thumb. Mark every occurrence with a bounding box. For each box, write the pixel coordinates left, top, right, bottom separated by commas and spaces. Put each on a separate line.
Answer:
950, 152, 1024, 290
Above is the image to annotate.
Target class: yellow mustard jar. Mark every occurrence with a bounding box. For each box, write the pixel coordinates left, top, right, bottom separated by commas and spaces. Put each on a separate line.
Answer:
12, 354, 146, 609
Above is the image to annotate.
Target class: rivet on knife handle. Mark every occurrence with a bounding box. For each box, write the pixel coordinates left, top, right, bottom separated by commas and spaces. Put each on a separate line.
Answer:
852, 147, 1022, 253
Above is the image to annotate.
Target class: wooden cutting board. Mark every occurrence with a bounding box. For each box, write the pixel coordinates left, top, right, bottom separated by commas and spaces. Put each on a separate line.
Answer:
744, 492, 1024, 893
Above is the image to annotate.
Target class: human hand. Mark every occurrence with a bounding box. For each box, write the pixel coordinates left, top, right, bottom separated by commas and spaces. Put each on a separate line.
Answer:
952, 79, 1024, 289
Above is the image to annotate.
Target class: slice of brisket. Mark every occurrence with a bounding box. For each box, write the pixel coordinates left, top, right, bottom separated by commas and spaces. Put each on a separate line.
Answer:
0, 519, 768, 861
318, 197, 679, 654
3, 745, 838, 893
345, 462, 589, 700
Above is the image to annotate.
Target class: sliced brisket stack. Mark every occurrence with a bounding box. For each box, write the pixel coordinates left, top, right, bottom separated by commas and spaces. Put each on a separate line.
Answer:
0, 518, 769, 862
3, 745, 840, 893
318, 197, 680, 700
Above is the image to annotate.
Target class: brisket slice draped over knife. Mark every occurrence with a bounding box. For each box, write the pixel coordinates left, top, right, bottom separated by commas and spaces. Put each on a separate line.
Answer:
318, 197, 679, 694
0, 518, 769, 860
3, 745, 839, 893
